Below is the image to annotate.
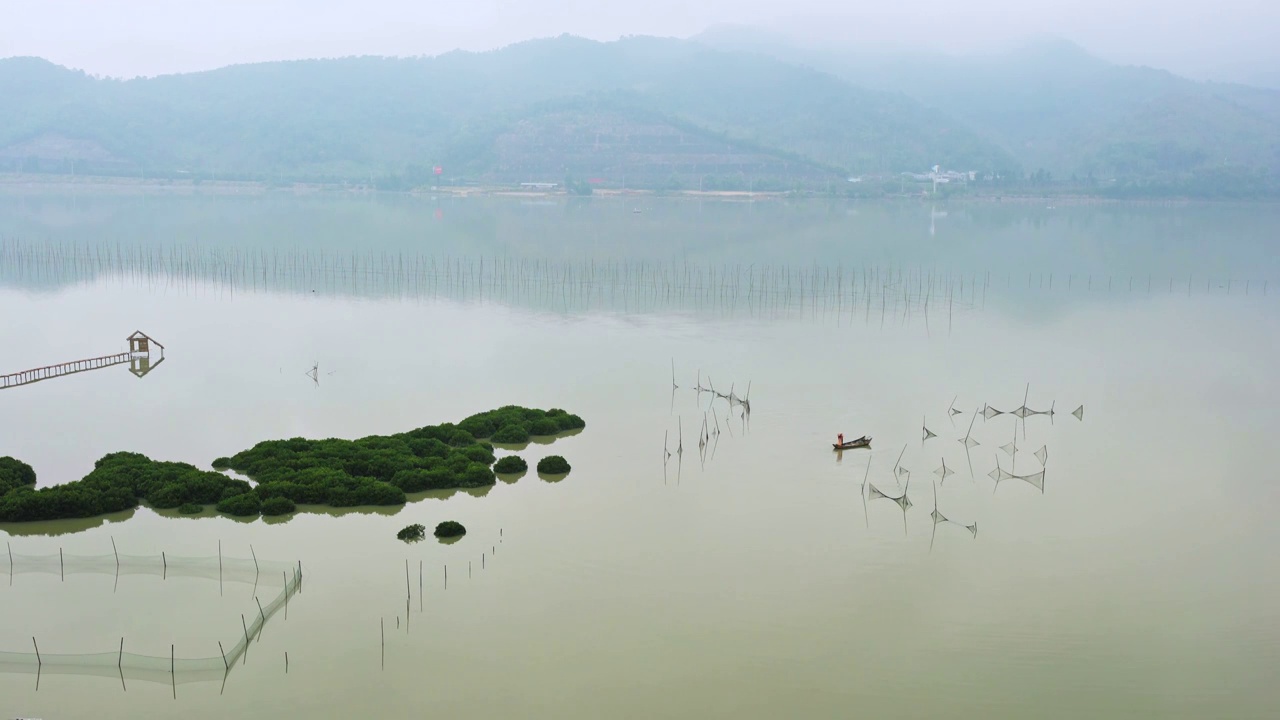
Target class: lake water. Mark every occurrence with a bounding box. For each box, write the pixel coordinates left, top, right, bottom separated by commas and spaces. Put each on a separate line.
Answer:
1, 192, 1278, 719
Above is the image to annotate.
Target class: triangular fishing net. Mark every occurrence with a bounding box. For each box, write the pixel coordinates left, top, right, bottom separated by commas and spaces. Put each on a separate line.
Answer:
933, 460, 955, 481
1072, 405, 1084, 421
1034, 445, 1048, 466
989, 458, 1045, 492
1017, 469, 1045, 492
1000, 441, 1017, 457
984, 406, 1004, 420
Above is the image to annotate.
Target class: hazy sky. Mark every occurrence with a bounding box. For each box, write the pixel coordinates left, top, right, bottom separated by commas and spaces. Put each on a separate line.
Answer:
3, 0, 1276, 81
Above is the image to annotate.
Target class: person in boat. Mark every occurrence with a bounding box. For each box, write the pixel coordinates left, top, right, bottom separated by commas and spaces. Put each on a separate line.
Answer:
837, 433, 844, 446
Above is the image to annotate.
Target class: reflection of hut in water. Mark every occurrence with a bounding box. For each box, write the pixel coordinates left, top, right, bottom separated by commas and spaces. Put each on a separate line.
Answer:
127, 331, 165, 378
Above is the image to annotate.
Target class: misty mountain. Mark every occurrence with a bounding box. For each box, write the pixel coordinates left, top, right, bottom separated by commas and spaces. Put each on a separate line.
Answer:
0, 36, 1017, 190
695, 26, 1280, 182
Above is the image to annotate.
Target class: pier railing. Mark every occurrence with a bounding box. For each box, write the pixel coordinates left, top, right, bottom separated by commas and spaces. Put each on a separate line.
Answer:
0, 352, 135, 390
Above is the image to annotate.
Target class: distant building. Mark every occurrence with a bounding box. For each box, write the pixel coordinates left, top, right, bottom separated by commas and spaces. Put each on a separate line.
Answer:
520, 182, 558, 189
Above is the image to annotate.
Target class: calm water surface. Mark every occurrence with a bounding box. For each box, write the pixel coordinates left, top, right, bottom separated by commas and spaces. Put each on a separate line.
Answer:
1, 193, 1278, 719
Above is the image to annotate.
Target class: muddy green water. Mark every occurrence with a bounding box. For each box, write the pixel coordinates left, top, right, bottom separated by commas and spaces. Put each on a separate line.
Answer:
1, 193, 1278, 719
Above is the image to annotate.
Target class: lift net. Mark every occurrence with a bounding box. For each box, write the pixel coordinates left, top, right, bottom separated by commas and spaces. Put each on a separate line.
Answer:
0, 552, 300, 683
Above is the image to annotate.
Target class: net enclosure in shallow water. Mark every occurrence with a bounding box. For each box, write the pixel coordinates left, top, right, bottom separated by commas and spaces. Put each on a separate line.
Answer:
0, 549, 301, 685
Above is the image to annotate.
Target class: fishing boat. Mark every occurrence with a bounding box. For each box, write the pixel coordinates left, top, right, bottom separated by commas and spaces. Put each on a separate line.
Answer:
832, 436, 871, 450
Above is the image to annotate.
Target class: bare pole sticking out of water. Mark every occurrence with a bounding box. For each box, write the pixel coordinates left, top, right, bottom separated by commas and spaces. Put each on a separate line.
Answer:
380, 618, 385, 670
861, 454, 872, 530
171, 644, 176, 699
32, 637, 41, 666
163, 551, 167, 579
112, 536, 120, 568
218, 642, 228, 671
119, 637, 124, 668
405, 559, 411, 601
250, 544, 258, 575
7, 542, 12, 582
241, 614, 250, 663
283, 571, 289, 619
419, 561, 423, 612
219, 541, 223, 595
286, 651, 289, 674
255, 597, 266, 640
60, 547, 64, 581
444, 564, 448, 589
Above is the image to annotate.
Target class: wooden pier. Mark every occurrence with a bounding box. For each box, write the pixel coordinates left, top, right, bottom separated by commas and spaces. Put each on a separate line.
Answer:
0, 331, 164, 391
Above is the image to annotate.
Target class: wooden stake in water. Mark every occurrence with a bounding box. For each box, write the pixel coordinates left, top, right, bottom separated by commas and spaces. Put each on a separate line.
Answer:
255, 597, 266, 640
283, 571, 289, 619
32, 636, 41, 666
419, 561, 423, 612
171, 644, 176, 699
380, 618, 385, 670
59, 547, 64, 581
241, 614, 250, 663
119, 637, 124, 668
218, 641, 228, 671
405, 559, 410, 601
112, 536, 120, 567
285, 651, 289, 674
162, 551, 167, 579
250, 544, 258, 575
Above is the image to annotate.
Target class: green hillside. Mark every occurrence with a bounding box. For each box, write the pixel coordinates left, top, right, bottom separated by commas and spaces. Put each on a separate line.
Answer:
695, 27, 1280, 196
0, 36, 1018, 190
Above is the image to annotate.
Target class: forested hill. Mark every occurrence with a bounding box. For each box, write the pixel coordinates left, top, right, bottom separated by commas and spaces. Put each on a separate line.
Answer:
696, 26, 1280, 197
0, 36, 1017, 190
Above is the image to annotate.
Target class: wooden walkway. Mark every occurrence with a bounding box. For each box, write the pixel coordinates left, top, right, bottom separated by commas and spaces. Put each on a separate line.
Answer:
1, 333, 164, 391
0, 352, 136, 390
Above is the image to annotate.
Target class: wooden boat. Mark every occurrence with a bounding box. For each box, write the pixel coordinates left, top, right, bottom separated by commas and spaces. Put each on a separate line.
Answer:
832, 436, 871, 450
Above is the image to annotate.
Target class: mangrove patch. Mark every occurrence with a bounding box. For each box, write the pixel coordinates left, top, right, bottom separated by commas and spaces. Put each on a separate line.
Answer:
537, 455, 572, 475
0, 406, 582, 524
434, 520, 466, 538
493, 455, 528, 474
397, 523, 426, 542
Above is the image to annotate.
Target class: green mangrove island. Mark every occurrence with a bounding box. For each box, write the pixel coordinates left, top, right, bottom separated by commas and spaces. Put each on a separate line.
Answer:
397, 523, 427, 542
537, 455, 572, 475
434, 521, 466, 538
0, 406, 583, 523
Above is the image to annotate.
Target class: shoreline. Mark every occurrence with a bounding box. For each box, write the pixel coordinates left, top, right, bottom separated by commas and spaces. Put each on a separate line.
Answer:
0, 173, 1272, 206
